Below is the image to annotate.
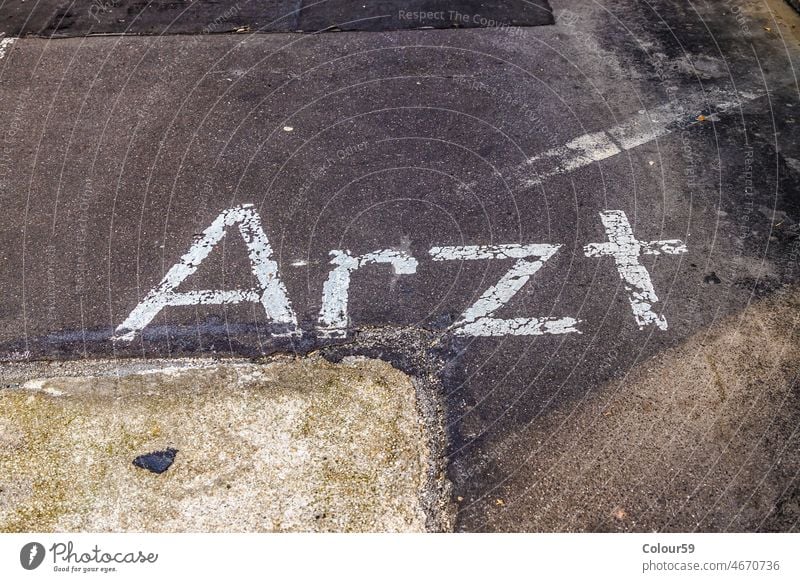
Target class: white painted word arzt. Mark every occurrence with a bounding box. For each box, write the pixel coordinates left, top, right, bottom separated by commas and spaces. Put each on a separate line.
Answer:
583, 210, 687, 330
429, 244, 580, 336
114, 206, 688, 341
113, 204, 297, 341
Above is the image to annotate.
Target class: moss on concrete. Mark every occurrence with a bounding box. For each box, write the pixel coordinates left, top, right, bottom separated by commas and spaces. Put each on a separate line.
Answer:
0, 355, 449, 532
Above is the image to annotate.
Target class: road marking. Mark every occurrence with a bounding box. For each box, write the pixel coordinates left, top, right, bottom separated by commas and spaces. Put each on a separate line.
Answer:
114, 207, 686, 340
317, 249, 418, 339
584, 210, 687, 330
113, 204, 297, 341
523, 90, 761, 186
429, 244, 581, 336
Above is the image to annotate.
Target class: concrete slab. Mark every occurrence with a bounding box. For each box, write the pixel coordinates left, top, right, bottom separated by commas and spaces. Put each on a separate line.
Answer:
0, 356, 452, 532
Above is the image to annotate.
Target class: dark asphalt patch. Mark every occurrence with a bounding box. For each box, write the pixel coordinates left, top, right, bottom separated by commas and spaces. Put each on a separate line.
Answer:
0, 0, 553, 37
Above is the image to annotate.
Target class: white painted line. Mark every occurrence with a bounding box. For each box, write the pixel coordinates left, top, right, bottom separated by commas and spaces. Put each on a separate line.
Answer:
114, 204, 298, 341
524, 90, 761, 186
457, 316, 580, 337
317, 249, 418, 339
430, 244, 581, 336
583, 210, 687, 330
525, 131, 621, 180
429, 243, 557, 261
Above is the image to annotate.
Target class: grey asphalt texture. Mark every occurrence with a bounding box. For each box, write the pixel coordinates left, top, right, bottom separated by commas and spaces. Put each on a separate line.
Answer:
0, 0, 553, 35
0, 0, 799, 532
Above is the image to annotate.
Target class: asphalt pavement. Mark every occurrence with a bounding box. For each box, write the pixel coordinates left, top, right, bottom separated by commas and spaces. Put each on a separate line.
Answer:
0, 0, 799, 532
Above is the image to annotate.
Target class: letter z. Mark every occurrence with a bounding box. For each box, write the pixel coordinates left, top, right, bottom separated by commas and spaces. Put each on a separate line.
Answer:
429, 244, 580, 336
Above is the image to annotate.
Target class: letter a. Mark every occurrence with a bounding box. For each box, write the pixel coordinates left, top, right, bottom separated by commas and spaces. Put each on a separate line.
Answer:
113, 204, 297, 341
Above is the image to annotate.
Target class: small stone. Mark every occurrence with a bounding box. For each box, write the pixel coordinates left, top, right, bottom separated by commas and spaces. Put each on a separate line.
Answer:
133, 448, 178, 474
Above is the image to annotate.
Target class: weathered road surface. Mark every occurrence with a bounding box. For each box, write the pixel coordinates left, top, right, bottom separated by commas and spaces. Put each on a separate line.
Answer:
0, 0, 799, 531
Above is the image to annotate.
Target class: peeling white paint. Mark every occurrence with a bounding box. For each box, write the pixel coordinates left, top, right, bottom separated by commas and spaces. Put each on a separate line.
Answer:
0, 37, 16, 60
111, 205, 688, 342
429, 244, 580, 336
20, 379, 65, 396
114, 204, 298, 341
317, 249, 418, 339
525, 131, 621, 180
583, 210, 687, 330
524, 91, 762, 186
